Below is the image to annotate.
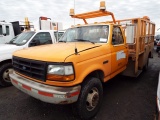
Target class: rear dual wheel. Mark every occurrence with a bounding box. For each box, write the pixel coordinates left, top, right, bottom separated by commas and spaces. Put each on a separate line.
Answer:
143, 58, 149, 71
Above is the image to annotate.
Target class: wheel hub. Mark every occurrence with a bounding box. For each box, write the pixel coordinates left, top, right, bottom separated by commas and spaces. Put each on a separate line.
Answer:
86, 87, 99, 111
2, 68, 13, 83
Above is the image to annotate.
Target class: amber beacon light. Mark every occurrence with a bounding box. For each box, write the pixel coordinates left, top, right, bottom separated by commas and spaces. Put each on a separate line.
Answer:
100, 1, 106, 10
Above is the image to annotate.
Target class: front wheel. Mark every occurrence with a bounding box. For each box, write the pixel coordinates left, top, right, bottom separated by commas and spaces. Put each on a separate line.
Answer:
73, 77, 103, 120
0, 63, 13, 86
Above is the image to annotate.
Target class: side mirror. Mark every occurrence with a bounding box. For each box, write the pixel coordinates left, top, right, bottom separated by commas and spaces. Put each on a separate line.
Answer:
29, 39, 40, 47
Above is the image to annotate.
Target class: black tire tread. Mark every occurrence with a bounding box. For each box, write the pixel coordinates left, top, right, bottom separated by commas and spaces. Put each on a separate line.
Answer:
72, 77, 103, 120
0, 62, 12, 87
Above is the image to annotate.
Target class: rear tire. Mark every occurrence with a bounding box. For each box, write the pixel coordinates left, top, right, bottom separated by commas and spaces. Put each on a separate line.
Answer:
143, 58, 149, 71
72, 77, 103, 120
0, 63, 13, 87
156, 49, 159, 53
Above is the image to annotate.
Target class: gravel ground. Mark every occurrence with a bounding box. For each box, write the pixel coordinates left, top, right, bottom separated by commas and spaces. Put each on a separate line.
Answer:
0, 50, 159, 120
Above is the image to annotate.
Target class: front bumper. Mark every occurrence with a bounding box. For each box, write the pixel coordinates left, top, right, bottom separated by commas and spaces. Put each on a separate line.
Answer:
9, 71, 81, 104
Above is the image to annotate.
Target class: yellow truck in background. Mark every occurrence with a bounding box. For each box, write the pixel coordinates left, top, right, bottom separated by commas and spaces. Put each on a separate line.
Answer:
9, 1, 155, 119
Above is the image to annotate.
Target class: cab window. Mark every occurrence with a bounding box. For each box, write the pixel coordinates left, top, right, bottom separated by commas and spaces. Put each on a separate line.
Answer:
112, 26, 124, 45
6, 26, 9, 35
0, 25, 2, 35
32, 32, 52, 45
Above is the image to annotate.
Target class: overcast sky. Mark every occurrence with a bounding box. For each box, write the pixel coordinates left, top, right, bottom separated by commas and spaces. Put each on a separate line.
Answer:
1, 0, 160, 34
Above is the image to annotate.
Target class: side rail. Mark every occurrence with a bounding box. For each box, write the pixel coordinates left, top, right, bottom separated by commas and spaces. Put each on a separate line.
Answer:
117, 18, 155, 56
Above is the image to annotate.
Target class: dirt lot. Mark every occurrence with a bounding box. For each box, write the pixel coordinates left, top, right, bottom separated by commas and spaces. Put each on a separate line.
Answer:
0, 51, 159, 120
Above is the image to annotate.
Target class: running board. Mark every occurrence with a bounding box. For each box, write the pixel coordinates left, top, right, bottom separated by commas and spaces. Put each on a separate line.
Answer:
121, 69, 142, 77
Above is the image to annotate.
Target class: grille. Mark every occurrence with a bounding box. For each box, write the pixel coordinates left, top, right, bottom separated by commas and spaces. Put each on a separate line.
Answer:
13, 56, 47, 82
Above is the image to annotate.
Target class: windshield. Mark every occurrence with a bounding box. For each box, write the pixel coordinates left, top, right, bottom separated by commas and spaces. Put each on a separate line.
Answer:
59, 25, 109, 43
9, 31, 35, 45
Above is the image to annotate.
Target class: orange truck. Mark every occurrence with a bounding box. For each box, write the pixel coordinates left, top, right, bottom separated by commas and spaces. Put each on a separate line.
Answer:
9, 1, 155, 119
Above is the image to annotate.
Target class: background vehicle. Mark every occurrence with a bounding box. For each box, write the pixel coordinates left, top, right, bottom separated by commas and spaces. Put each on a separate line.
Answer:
39, 16, 63, 30
0, 21, 15, 44
157, 41, 160, 52
0, 30, 64, 87
156, 50, 160, 120
0, 18, 33, 44
9, 1, 155, 120
155, 35, 160, 45
0, 16, 63, 44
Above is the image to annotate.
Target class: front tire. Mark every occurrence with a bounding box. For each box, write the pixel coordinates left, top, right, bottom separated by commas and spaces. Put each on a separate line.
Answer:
73, 77, 103, 120
0, 63, 13, 86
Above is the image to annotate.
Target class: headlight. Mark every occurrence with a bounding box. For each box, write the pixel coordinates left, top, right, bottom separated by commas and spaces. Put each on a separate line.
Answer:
47, 64, 74, 81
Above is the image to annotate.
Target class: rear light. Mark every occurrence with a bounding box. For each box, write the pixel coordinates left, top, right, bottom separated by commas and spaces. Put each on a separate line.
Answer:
157, 42, 160, 46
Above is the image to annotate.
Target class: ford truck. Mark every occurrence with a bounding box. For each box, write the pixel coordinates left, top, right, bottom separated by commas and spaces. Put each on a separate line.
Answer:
9, 1, 155, 119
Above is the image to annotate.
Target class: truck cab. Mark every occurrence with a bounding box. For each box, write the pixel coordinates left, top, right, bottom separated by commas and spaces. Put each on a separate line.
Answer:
0, 21, 15, 44
58, 23, 128, 80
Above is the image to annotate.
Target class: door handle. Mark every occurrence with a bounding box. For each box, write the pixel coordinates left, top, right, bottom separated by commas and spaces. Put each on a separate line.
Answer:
103, 60, 108, 64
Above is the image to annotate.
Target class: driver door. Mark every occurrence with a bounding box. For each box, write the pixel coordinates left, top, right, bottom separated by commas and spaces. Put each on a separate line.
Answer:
111, 26, 128, 74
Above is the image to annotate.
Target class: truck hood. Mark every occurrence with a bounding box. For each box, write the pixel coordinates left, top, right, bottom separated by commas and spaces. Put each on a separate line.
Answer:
13, 42, 102, 62
0, 44, 23, 54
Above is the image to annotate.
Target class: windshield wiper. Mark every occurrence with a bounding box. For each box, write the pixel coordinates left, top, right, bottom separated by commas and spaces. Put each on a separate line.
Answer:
74, 39, 95, 44
58, 40, 66, 43
5, 42, 16, 45
6, 41, 22, 46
